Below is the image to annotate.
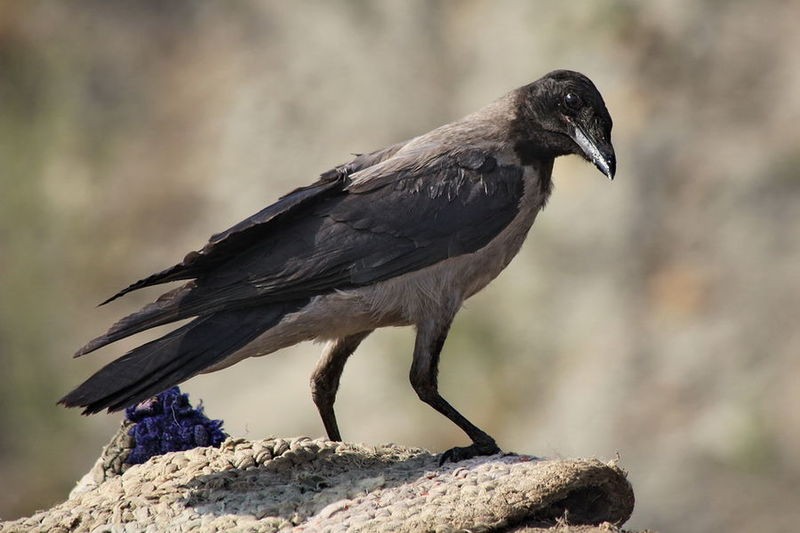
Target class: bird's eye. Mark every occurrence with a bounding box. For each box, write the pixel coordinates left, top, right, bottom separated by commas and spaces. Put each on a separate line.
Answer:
563, 92, 581, 111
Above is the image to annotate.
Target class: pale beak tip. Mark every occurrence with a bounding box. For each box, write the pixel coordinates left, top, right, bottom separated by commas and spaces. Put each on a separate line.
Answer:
595, 153, 615, 180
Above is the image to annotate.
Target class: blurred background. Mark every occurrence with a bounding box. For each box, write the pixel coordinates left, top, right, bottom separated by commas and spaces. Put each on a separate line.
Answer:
1, 1, 798, 531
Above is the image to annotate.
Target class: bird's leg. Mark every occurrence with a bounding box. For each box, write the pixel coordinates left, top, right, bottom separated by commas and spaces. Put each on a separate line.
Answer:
410, 318, 501, 464
310, 330, 372, 441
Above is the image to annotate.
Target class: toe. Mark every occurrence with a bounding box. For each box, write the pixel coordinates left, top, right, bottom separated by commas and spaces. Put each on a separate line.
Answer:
439, 440, 501, 464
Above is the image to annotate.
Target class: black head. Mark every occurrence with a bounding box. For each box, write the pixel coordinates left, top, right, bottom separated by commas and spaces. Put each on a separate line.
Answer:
513, 70, 616, 179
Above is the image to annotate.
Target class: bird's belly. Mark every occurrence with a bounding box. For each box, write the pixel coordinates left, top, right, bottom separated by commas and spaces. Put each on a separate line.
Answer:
214, 297, 401, 366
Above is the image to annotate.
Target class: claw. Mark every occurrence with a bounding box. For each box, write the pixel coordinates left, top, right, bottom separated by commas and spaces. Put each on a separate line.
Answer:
438, 440, 501, 465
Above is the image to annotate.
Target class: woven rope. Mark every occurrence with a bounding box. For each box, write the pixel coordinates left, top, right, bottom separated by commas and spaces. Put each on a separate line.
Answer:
2, 424, 634, 532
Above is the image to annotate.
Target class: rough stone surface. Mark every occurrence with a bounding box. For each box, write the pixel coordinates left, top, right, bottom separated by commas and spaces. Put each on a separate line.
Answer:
1, 428, 635, 532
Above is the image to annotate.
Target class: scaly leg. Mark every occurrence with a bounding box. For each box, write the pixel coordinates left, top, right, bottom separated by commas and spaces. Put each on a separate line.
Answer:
410, 318, 501, 464
310, 330, 372, 441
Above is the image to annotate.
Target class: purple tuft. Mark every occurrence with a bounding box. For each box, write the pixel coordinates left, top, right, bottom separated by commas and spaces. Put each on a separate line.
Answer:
124, 386, 227, 465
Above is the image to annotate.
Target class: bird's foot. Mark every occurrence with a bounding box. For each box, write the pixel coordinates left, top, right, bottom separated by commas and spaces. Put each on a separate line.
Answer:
438, 439, 501, 465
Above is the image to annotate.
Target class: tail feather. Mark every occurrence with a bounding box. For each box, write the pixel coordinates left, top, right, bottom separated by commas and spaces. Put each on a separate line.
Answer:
60, 301, 304, 414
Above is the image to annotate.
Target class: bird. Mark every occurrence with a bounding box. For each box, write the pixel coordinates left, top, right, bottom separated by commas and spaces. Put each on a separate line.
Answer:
60, 69, 615, 463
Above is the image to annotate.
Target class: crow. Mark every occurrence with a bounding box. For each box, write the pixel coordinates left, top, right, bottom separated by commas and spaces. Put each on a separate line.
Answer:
60, 70, 615, 462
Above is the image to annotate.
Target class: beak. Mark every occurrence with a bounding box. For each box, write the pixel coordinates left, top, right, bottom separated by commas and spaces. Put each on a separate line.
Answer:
569, 121, 616, 180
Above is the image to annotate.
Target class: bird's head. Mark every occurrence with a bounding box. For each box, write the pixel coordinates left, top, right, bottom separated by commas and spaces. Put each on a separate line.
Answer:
513, 70, 616, 179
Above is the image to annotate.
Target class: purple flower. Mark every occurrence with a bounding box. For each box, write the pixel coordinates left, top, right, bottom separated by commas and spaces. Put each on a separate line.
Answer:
124, 387, 227, 465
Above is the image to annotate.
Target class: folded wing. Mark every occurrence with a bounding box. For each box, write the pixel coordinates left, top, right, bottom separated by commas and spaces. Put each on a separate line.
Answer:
77, 147, 525, 356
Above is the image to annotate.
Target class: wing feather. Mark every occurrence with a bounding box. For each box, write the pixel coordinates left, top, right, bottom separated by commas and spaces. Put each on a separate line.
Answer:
78, 148, 525, 355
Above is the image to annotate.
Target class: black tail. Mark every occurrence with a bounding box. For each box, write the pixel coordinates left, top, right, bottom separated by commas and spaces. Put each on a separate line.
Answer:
59, 302, 303, 414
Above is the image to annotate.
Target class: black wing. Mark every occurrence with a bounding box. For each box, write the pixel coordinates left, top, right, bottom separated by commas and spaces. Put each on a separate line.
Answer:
235, 150, 523, 298
77, 148, 524, 356
99, 143, 407, 305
